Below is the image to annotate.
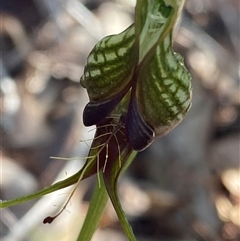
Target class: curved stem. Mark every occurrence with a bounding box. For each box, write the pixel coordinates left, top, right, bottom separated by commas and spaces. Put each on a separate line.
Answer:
111, 187, 137, 241
105, 151, 138, 241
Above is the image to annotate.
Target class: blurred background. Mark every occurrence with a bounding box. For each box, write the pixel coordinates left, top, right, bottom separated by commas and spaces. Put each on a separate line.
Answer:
0, 0, 239, 240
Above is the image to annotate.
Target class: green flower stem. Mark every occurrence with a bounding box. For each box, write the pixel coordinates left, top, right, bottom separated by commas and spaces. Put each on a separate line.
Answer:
77, 172, 108, 241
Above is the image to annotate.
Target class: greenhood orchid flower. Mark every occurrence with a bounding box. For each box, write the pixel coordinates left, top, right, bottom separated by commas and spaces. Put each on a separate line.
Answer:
77, 2, 192, 238
81, 0, 192, 151
0, 1, 191, 240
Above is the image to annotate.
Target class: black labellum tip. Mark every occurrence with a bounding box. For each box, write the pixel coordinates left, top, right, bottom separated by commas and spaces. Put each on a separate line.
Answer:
83, 93, 125, 126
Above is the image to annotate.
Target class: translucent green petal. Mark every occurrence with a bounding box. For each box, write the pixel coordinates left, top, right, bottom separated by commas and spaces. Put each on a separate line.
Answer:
80, 25, 136, 101
137, 33, 192, 137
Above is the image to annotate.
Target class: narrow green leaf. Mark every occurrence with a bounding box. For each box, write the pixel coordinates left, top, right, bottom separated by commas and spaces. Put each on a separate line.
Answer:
77, 172, 108, 241
0, 150, 102, 208
0, 171, 80, 208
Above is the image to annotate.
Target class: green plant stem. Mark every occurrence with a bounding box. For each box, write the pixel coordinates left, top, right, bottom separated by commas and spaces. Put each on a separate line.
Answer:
77, 172, 109, 241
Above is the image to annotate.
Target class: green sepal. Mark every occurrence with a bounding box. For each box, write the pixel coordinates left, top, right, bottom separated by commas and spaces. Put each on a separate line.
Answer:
135, 0, 185, 65
103, 150, 138, 241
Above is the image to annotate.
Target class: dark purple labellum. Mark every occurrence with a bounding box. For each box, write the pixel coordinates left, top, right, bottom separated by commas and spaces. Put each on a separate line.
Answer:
83, 91, 126, 126
126, 98, 155, 151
